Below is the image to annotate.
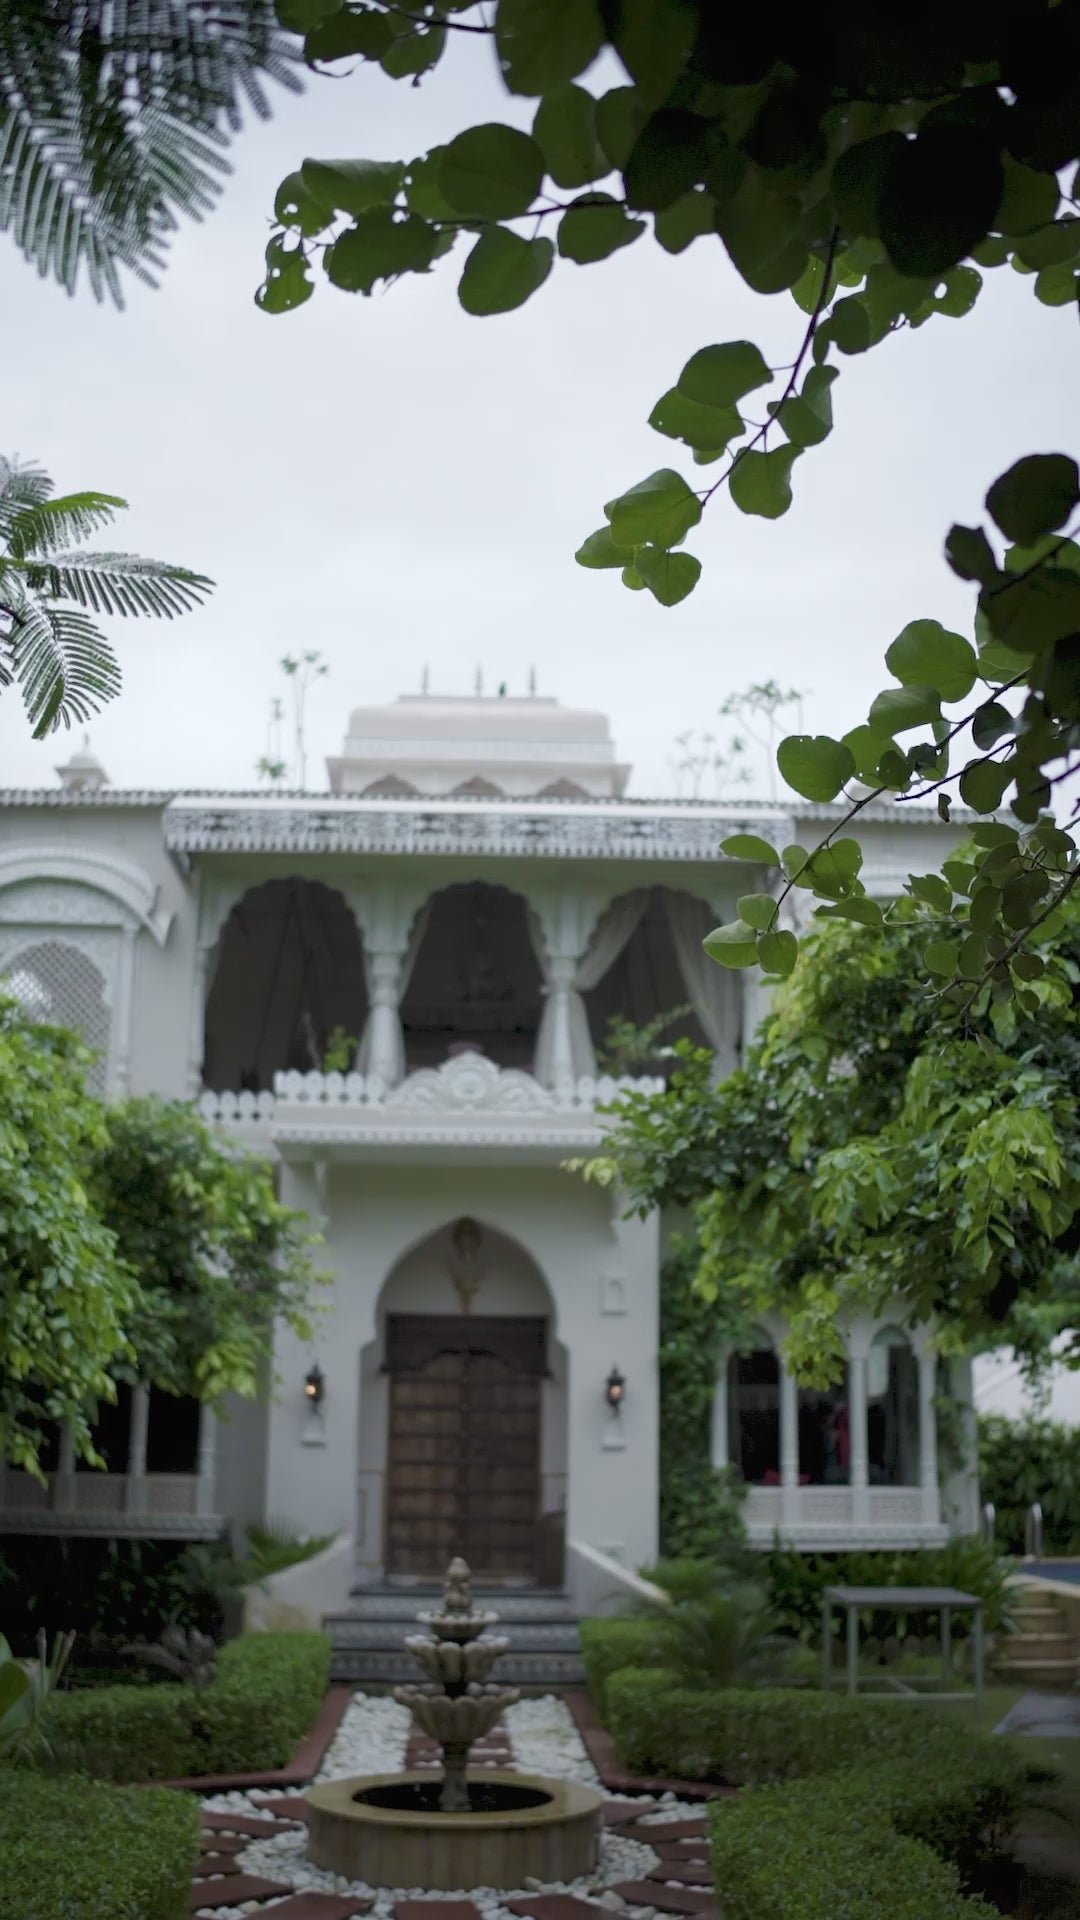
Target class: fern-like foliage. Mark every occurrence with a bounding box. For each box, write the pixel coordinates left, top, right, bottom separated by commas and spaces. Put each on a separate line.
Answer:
0, 453, 213, 736
0, 3, 302, 304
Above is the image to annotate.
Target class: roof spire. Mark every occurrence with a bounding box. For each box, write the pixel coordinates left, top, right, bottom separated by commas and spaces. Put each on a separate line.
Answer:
474, 665, 483, 696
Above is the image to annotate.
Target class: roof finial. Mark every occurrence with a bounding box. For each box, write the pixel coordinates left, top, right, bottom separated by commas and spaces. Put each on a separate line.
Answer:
474, 665, 483, 696
421, 663, 430, 695
528, 665, 537, 697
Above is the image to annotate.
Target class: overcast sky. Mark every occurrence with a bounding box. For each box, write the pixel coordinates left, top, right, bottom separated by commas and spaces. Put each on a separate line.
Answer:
3, 41, 1078, 799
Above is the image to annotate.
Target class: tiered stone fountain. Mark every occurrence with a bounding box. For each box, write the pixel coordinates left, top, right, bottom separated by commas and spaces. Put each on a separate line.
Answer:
306, 1558, 603, 1889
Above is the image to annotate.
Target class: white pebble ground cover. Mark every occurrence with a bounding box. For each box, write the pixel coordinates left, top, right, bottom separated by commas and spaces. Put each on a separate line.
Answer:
197, 1692, 705, 1920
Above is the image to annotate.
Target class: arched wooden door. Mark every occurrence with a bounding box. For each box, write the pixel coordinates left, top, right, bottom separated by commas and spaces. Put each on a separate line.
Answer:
384, 1315, 544, 1580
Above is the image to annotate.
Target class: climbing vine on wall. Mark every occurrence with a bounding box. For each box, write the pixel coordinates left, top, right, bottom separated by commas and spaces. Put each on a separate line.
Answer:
658, 1232, 751, 1559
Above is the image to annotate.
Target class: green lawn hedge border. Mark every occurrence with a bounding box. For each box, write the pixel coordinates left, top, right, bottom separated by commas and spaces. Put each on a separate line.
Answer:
579, 1616, 667, 1717
43, 1630, 331, 1782
0, 1769, 198, 1920
603, 1669, 1022, 1920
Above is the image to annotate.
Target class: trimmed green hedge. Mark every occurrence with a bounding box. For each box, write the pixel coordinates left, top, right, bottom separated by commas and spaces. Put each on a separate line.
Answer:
602, 1668, 1022, 1920
45, 1630, 331, 1781
579, 1617, 667, 1717
0, 1770, 198, 1920
709, 1755, 1016, 1920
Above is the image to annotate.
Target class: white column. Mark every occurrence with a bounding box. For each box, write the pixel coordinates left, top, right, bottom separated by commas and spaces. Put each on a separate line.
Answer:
917, 1345, 940, 1528
780, 1363, 799, 1529
710, 1355, 730, 1471
127, 1384, 150, 1513
544, 956, 578, 1091
849, 1350, 869, 1527
196, 1403, 219, 1518
365, 948, 406, 1085
186, 936, 216, 1098
111, 925, 137, 1095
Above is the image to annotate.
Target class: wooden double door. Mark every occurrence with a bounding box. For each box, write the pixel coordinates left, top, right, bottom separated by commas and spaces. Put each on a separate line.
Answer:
385, 1315, 544, 1580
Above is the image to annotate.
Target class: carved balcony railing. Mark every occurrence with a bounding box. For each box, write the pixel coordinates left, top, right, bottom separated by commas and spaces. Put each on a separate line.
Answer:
198, 1051, 664, 1154
0, 1468, 222, 1539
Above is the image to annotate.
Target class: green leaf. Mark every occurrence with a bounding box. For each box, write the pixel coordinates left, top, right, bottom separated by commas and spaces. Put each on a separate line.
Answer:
624, 107, 710, 212
274, 170, 332, 236
1034, 262, 1080, 308
885, 619, 977, 702
729, 446, 801, 519
405, 149, 457, 220
496, 0, 604, 97
278, 0, 339, 29
929, 264, 982, 317
633, 545, 701, 606
906, 872, 952, 911
826, 296, 872, 355
256, 236, 314, 312
981, 566, 1080, 654
802, 838, 863, 899
985, 454, 1080, 544
438, 125, 545, 219
558, 193, 645, 263
326, 211, 443, 293
648, 388, 743, 453
772, 367, 837, 448
533, 86, 607, 189
782, 844, 810, 880
945, 523, 999, 585
957, 932, 988, 980
595, 86, 648, 171
814, 897, 884, 927
995, 154, 1060, 237
720, 833, 780, 864
841, 723, 901, 786
305, 7, 395, 61
737, 893, 779, 931
868, 685, 942, 733
776, 735, 855, 803
879, 126, 1004, 276
971, 701, 1014, 751
757, 928, 798, 975
622, 564, 645, 590
458, 228, 553, 315
575, 526, 633, 569
654, 189, 717, 254
605, 469, 701, 549
925, 939, 960, 978
300, 158, 405, 216
677, 341, 772, 409
703, 919, 759, 968
959, 757, 1013, 813
607, 0, 697, 112
969, 884, 1003, 933
380, 23, 446, 80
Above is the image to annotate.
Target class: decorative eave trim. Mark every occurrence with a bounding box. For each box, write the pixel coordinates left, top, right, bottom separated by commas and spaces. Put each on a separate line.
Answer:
0, 844, 172, 943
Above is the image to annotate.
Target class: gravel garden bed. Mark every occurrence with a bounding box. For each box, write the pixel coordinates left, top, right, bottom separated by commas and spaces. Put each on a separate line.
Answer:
195, 1693, 710, 1920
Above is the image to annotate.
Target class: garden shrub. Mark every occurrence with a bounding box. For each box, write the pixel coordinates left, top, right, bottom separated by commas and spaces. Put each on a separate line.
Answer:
763, 1536, 1017, 1645
709, 1750, 1020, 1920
977, 1413, 1080, 1557
0, 1769, 198, 1920
579, 1618, 667, 1717
44, 1630, 330, 1781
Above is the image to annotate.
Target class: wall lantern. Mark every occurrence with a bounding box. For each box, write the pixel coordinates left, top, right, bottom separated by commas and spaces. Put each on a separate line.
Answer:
605, 1365, 626, 1414
304, 1362, 326, 1408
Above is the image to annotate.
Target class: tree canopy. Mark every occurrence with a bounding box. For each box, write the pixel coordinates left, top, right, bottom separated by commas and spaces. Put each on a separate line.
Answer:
0, 455, 212, 735
582, 890, 1080, 1377
0, 1000, 321, 1474
255, 0, 1079, 997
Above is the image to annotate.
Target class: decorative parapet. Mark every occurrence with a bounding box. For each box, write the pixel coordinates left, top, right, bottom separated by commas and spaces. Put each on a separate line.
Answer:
198, 1052, 663, 1154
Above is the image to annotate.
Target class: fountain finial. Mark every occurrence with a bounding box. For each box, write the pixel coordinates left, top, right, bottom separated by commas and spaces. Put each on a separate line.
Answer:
443, 1557, 473, 1617
393, 1555, 520, 1812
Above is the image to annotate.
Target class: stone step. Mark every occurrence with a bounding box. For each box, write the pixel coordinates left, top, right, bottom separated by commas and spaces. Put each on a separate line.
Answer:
344, 1589, 579, 1624
999, 1632, 1075, 1658
994, 1655, 1080, 1685
326, 1618, 583, 1653
1012, 1601, 1067, 1623
327, 1646, 586, 1687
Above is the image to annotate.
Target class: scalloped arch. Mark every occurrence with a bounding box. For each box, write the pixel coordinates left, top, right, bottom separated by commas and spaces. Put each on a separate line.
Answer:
0, 844, 172, 944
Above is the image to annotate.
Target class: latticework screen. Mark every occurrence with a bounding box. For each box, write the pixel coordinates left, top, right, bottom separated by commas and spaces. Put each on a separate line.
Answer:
4, 940, 111, 1092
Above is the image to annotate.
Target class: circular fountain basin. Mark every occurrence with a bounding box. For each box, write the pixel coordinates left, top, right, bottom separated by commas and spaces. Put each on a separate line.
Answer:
306, 1769, 605, 1889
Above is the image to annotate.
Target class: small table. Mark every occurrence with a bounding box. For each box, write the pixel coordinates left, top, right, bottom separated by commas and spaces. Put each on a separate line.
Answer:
821, 1585, 984, 1710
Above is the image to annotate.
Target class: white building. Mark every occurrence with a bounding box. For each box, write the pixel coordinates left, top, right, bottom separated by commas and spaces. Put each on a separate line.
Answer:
0, 691, 979, 1608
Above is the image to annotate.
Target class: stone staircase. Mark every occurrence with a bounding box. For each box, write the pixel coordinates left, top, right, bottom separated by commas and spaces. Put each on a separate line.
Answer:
994, 1587, 1080, 1688
325, 1586, 585, 1690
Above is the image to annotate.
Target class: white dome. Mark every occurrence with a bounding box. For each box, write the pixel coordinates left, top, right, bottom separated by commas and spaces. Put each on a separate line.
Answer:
327, 692, 630, 800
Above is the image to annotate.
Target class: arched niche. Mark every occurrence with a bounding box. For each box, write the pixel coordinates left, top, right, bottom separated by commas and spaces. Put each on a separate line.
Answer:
203, 878, 367, 1092
868, 1325, 920, 1486
581, 886, 733, 1075
727, 1331, 780, 1484
356, 1218, 567, 1585
400, 881, 543, 1073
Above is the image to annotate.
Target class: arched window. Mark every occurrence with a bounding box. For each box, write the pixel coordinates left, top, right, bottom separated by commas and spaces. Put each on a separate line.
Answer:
868, 1326, 920, 1485
400, 882, 543, 1072
727, 1336, 780, 1483
204, 879, 367, 1092
4, 939, 111, 1093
